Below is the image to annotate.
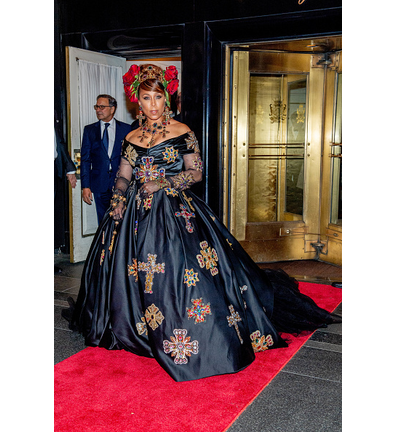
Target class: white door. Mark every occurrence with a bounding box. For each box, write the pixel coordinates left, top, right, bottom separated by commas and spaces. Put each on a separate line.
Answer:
65, 47, 130, 263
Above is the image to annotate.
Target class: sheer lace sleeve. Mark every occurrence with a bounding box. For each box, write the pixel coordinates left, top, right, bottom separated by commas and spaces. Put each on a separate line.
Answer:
113, 157, 133, 194
153, 131, 203, 192
110, 143, 137, 217
168, 152, 203, 190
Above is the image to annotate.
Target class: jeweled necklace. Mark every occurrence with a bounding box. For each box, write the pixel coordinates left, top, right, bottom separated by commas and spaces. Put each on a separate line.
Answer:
138, 120, 170, 147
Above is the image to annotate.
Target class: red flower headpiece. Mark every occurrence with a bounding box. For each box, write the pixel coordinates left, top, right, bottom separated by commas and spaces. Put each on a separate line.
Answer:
123, 64, 179, 105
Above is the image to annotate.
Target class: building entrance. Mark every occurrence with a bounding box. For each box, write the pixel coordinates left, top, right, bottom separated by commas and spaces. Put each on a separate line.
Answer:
222, 37, 342, 265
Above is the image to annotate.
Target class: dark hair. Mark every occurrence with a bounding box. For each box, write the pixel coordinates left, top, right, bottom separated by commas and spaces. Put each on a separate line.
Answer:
97, 94, 117, 111
138, 80, 165, 98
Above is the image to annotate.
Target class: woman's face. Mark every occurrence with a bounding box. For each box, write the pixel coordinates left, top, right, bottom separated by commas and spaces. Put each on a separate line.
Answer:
139, 90, 166, 122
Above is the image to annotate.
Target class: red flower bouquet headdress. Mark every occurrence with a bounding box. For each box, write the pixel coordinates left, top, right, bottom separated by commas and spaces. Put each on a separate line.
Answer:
123, 64, 179, 105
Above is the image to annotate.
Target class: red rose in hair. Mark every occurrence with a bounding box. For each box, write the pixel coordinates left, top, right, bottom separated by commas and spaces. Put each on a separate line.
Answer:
124, 84, 138, 103
131, 64, 140, 76
165, 66, 178, 81
130, 93, 139, 103
166, 79, 179, 95
123, 71, 134, 86
123, 64, 140, 85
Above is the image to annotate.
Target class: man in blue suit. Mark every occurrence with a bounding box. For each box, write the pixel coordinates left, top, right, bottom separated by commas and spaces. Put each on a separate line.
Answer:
81, 94, 132, 224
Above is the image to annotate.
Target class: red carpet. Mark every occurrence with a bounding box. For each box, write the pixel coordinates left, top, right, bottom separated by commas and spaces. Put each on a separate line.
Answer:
54, 282, 341, 432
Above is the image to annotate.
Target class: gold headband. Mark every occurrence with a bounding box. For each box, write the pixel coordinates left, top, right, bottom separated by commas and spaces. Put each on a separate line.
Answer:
138, 65, 164, 83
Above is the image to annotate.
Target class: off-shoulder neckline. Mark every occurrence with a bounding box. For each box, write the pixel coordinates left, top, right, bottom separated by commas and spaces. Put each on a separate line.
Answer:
123, 131, 191, 149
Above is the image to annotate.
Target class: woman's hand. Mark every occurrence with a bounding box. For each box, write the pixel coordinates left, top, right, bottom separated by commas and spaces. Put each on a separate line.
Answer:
140, 180, 160, 197
111, 202, 125, 220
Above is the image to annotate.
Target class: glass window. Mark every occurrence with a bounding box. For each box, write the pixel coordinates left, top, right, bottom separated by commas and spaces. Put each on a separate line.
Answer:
248, 74, 306, 222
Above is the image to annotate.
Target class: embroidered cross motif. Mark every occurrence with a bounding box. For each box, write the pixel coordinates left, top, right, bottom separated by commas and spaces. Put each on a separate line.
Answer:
185, 131, 200, 153
182, 191, 195, 211
175, 204, 195, 233
184, 268, 199, 288
196, 241, 219, 276
250, 330, 274, 353
124, 145, 138, 167
136, 317, 147, 336
134, 156, 166, 183
186, 298, 212, 324
128, 258, 138, 281
138, 253, 165, 294
227, 305, 244, 344
163, 329, 199, 364
145, 304, 165, 331
162, 146, 178, 163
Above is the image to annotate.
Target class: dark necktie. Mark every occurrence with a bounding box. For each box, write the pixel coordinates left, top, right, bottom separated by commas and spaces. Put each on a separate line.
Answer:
102, 122, 110, 152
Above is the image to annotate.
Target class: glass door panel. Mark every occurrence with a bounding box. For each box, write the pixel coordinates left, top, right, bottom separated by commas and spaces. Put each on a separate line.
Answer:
286, 79, 306, 217
248, 75, 283, 223
248, 75, 307, 223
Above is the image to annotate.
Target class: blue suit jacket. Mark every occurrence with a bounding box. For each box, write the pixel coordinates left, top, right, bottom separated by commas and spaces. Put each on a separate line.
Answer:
80, 119, 132, 193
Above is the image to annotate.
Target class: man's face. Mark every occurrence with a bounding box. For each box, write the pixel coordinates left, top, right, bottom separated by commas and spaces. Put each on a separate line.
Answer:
95, 97, 115, 122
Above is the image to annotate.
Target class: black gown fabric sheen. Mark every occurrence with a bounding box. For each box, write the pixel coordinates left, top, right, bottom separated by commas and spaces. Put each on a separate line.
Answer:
70, 132, 339, 382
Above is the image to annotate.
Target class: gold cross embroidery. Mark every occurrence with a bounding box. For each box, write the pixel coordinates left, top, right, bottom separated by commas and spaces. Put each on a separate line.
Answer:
182, 191, 195, 212
227, 305, 244, 344
138, 253, 165, 294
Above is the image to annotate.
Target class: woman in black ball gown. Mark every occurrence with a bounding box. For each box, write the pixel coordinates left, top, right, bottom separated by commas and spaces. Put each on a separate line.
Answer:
67, 64, 340, 382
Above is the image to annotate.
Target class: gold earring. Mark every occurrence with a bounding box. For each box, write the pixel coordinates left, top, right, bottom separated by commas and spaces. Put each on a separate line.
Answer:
163, 105, 173, 125
137, 105, 145, 127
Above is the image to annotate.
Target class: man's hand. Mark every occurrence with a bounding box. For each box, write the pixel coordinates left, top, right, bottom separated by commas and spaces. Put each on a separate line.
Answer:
66, 173, 77, 189
82, 188, 93, 205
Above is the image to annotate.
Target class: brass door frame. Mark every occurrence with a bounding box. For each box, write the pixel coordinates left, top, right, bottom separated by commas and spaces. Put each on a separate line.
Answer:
320, 54, 342, 265
229, 50, 250, 240
222, 39, 342, 264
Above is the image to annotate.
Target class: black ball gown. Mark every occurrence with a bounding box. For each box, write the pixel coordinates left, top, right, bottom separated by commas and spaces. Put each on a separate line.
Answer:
68, 131, 340, 382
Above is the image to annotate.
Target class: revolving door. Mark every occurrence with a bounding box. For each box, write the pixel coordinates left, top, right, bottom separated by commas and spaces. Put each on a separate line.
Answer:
222, 37, 342, 265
